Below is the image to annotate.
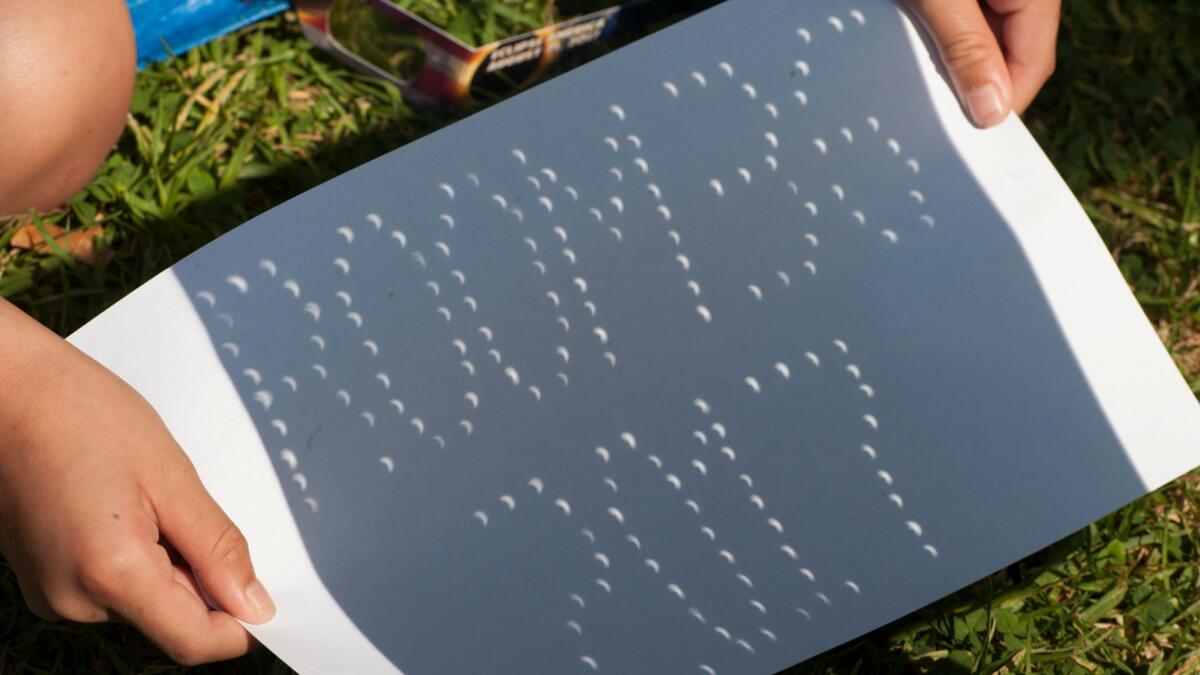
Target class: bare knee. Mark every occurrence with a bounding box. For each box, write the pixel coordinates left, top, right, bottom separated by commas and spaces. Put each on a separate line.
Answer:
0, 0, 135, 215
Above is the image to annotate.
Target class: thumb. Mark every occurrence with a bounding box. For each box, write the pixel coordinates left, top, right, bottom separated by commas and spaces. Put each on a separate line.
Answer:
154, 461, 276, 624
908, 0, 1012, 127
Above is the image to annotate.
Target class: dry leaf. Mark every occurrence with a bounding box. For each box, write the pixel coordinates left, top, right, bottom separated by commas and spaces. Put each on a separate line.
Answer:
9, 223, 112, 266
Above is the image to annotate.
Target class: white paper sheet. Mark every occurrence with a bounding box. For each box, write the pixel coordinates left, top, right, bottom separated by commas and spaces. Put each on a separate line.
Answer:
69, 1, 1200, 672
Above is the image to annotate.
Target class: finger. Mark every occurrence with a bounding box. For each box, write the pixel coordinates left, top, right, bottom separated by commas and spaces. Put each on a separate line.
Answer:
907, 0, 1013, 127
79, 541, 255, 665
986, 0, 1061, 113
150, 458, 275, 624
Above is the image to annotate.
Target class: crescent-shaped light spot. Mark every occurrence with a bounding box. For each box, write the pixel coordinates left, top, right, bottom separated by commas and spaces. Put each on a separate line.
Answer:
580, 654, 598, 670
750, 494, 765, 510
304, 303, 322, 322
887, 138, 901, 155
304, 498, 319, 513
609, 104, 626, 121
195, 291, 216, 307
489, 347, 503, 364
604, 351, 617, 368
714, 420, 730, 436
311, 364, 328, 380
781, 544, 798, 560
333, 257, 351, 275
760, 627, 779, 643
257, 259, 278, 278
841, 127, 854, 144
691, 71, 707, 87
877, 470, 893, 486
864, 414, 879, 430
693, 430, 709, 446
539, 196, 554, 213
924, 544, 940, 558
906, 521, 924, 537
491, 194, 507, 210
663, 81, 679, 98
828, 15, 845, 31
361, 340, 379, 357
452, 339, 469, 357
748, 284, 763, 301
764, 131, 779, 149
557, 316, 571, 332
532, 260, 546, 276
765, 102, 779, 119
511, 148, 527, 165
281, 376, 298, 392
465, 172, 480, 187
861, 444, 877, 459
741, 82, 758, 99
579, 528, 596, 544
850, 8, 866, 25
739, 473, 754, 488
254, 391, 273, 410
647, 183, 662, 201
573, 277, 589, 294
794, 60, 811, 77
603, 136, 619, 153
632, 158, 649, 175
334, 290, 353, 307
361, 411, 376, 428
380, 456, 395, 473
718, 61, 734, 77
220, 342, 240, 358
889, 493, 904, 508
832, 184, 845, 201
271, 419, 288, 437
461, 360, 476, 377
500, 495, 516, 510
539, 167, 558, 184
589, 207, 603, 223
607, 506, 625, 525
907, 158, 920, 174
860, 384, 876, 398
689, 607, 707, 625
847, 364, 862, 379
526, 175, 542, 192
388, 229, 407, 249
795, 89, 808, 106
676, 254, 691, 271
347, 311, 364, 328
557, 372, 570, 387
648, 454, 663, 470
214, 313, 233, 328
226, 275, 249, 294
701, 526, 716, 541
619, 432, 637, 450
685, 499, 700, 514
463, 392, 479, 411
593, 327, 609, 345
909, 189, 925, 204
692, 459, 708, 475
510, 207, 525, 223
657, 204, 672, 221
473, 511, 489, 527
504, 367, 520, 386
604, 478, 618, 493
709, 179, 725, 197
609, 226, 624, 241
802, 352, 820, 368
737, 638, 757, 654
463, 296, 478, 313
242, 368, 262, 385
411, 418, 425, 435
767, 518, 784, 534
797, 26, 812, 42
744, 376, 762, 394
737, 574, 755, 589
799, 568, 816, 582
279, 449, 298, 470
666, 474, 682, 490
645, 559, 661, 574
687, 280, 702, 297
438, 182, 455, 200
816, 592, 832, 606
718, 549, 735, 565
563, 249, 577, 266
921, 214, 936, 228
609, 196, 624, 214
334, 390, 351, 407
626, 534, 640, 550
438, 213, 455, 229
594, 578, 610, 594
715, 627, 731, 640
335, 226, 355, 244
528, 386, 542, 401
570, 592, 585, 608
667, 583, 686, 601
852, 210, 866, 225
738, 167, 752, 184
721, 446, 736, 461
528, 477, 544, 495
765, 155, 778, 172
566, 621, 582, 636
813, 138, 827, 155
694, 398, 711, 415
626, 134, 642, 149
804, 260, 818, 275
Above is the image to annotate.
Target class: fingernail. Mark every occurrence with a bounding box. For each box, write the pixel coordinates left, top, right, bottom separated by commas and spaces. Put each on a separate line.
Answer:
966, 83, 1006, 127
245, 579, 276, 621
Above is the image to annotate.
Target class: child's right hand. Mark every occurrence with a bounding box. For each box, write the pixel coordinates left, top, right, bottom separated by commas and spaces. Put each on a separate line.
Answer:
0, 299, 274, 664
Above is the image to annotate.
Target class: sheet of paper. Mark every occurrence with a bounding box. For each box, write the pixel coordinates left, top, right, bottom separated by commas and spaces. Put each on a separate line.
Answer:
69, 1, 1200, 672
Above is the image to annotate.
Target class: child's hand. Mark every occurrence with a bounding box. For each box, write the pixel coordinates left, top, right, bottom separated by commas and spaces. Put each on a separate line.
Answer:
0, 299, 274, 665
907, 0, 1061, 127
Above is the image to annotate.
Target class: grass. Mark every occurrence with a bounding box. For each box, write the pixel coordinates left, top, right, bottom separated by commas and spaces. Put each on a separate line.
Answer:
1, 0, 1199, 671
